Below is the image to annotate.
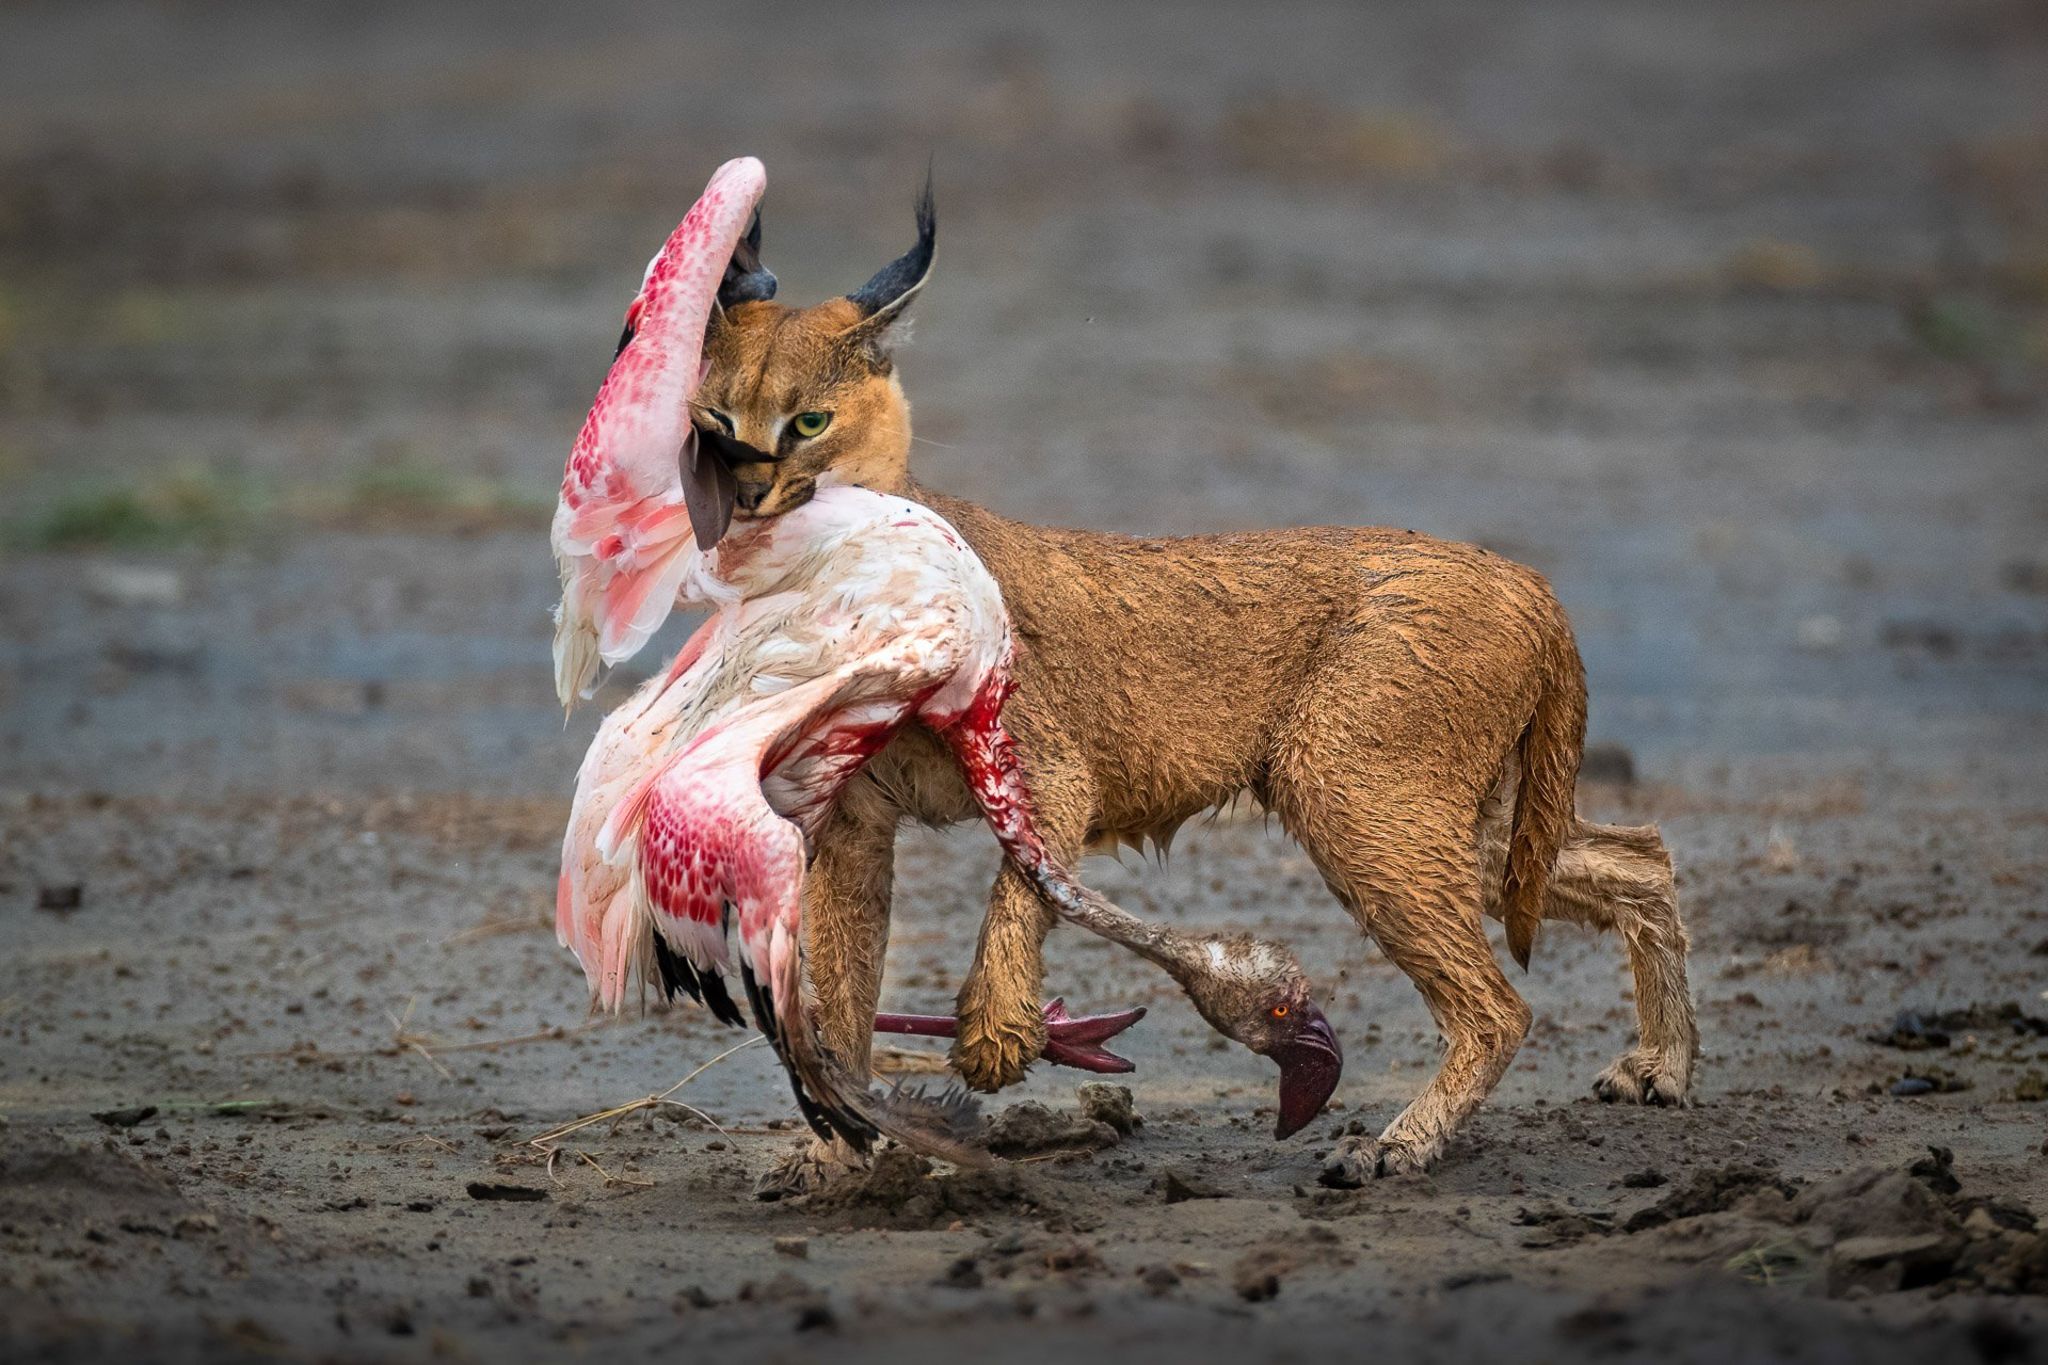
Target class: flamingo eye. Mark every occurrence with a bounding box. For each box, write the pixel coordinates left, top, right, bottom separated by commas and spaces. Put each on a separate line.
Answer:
1270, 1004, 1290, 1020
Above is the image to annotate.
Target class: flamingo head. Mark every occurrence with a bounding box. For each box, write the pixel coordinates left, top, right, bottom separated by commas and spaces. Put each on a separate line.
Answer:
1169, 935, 1344, 1140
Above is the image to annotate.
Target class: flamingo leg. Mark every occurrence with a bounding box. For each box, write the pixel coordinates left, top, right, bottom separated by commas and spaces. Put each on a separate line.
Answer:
872, 998, 1146, 1075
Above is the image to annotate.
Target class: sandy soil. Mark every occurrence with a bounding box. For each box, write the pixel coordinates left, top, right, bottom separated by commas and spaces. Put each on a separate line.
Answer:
3, 2, 2046, 1361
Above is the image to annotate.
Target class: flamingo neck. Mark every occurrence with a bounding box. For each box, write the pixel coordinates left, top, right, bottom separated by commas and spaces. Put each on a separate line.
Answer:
935, 669, 1208, 985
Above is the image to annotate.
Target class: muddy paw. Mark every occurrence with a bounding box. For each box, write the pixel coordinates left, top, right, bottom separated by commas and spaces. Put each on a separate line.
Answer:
1593, 1048, 1692, 1107
1317, 1134, 1429, 1187
950, 996, 1047, 1093
753, 1137, 866, 1202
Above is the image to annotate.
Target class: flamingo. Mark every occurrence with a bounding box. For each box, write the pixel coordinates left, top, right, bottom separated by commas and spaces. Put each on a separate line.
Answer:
550, 163, 1344, 1159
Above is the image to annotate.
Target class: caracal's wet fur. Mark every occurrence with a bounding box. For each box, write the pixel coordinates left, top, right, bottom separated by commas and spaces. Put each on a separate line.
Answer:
694, 208, 1698, 1187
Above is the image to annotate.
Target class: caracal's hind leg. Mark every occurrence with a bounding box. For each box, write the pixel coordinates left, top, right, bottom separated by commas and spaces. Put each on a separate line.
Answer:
1321, 827, 1530, 1181
1554, 823, 1697, 1105
1277, 756, 1531, 1181
1477, 781, 1698, 1107
756, 786, 897, 1200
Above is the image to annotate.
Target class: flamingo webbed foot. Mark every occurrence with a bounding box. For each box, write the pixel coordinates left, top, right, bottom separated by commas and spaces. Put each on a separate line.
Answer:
872, 998, 1146, 1079
1037, 998, 1146, 1074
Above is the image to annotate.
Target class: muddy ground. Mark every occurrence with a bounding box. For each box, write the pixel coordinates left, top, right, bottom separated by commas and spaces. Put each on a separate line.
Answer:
3, 2, 2047, 1361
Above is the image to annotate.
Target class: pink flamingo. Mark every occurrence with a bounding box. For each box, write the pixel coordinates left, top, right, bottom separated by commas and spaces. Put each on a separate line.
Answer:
551, 164, 1343, 1160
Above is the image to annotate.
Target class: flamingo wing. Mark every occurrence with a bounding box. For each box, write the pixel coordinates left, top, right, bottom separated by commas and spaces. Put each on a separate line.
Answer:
609, 668, 981, 1159
556, 614, 733, 1012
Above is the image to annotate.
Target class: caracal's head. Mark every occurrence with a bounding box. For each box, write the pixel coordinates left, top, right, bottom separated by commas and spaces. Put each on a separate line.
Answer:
694, 179, 934, 522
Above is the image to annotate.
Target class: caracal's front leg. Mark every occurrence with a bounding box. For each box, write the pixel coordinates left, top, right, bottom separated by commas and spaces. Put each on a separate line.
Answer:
756, 784, 896, 1199
950, 729, 1094, 1093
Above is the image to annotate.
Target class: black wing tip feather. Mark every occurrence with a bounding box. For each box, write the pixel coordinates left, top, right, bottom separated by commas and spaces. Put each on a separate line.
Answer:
650, 935, 745, 1027
739, 964, 879, 1150
640, 922, 953, 1159
699, 971, 743, 1027
733, 961, 986, 1164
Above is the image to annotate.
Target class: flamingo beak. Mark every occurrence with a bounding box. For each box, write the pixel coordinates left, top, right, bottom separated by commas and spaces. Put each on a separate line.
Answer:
682, 426, 740, 552
1271, 1003, 1343, 1139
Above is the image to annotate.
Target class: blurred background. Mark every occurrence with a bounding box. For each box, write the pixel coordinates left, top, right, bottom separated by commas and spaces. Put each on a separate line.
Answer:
1, 0, 2043, 797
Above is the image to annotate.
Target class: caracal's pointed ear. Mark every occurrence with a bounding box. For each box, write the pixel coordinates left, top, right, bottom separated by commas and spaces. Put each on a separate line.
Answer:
717, 206, 778, 309
838, 172, 935, 366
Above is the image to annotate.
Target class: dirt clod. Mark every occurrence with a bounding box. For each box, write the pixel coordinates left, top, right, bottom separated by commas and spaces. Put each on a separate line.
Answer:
793, 1302, 837, 1332
1076, 1083, 1140, 1135
1514, 1204, 1617, 1248
1628, 1148, 2048, 1299
802, 1149, 1059, 1230
1623, 1164, 1796, 1233
937, 1256, 983, 1289
1869, 1003, 2048, 1051
983, 1102, 1118, 1156
36, 883, 83, 912
1155, 1166, 1224, 1203
1138, 1263, 1181, 1294
1042, 1240, 1105, 1274
1907, 1146, 1961, 1196
1232, 1246, 1295, 1301
465, 1181, 547, 1202
1828, 1233, 1960, 1294
1885, 1068, 1971, 1097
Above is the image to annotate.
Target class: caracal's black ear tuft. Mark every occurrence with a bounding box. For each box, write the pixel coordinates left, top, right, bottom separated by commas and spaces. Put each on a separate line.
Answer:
718, 206, 778, 309
846, 170, 936, 332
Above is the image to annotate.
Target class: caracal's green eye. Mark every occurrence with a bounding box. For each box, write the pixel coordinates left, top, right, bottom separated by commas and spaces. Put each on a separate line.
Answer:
792, 411, 832, 439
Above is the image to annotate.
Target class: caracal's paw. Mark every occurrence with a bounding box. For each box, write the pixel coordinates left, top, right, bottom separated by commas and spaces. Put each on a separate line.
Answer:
753, 1136, 866, 1202
1317, 1133, 1433, 1187
1593, 1046, 1694, 1107
949, 985, 1047, 1093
